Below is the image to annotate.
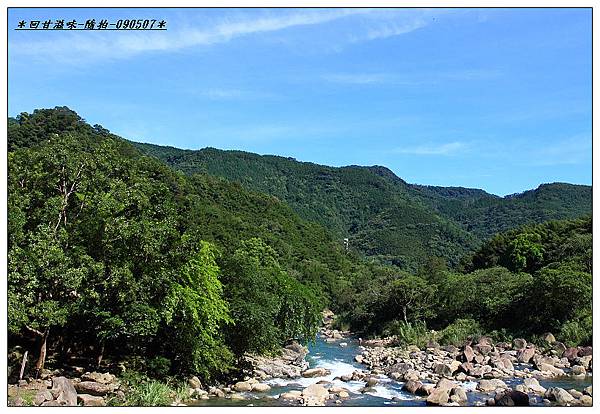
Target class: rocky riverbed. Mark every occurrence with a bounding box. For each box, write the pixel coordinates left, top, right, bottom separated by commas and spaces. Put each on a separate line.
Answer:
7, 313, 593, 407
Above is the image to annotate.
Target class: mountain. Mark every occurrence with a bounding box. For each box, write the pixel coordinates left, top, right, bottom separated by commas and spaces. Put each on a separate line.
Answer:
132, 143, 479, 270
133, 142, 592, 269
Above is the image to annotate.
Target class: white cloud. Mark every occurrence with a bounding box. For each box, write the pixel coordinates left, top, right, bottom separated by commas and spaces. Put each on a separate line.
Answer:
9, 8, 451, 64
394, 141, 466, 156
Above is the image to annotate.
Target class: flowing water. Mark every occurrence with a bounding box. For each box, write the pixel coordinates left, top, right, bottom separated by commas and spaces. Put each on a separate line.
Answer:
193, 334, 592, 407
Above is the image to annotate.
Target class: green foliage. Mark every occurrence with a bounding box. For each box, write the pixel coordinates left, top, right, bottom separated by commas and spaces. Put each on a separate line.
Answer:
223, 238, 321, 355
437, 319, 483, 346
114, 371, 184, 407
162, 241, 234, 379
558, 310, 592, 347
384, 320, 432, 348
134, 142, 590, 271
8, 108, 340, 380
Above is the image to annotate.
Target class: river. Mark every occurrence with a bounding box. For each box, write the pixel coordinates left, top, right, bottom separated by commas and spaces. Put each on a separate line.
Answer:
193, 334, 592, 406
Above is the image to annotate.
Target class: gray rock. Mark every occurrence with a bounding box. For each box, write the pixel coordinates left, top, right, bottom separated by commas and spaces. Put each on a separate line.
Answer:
571, 365, 586, 376
523, 377, 546, 394
477, 379, 507, 392
402, 380, 422, 394
52, 377, 77, 406
302, 384, 329, 399
545, 387, 575, 406
232, 381, 252, 392
583, 386, 592, 397
81, 372, 116, 385
513, 338, 527, 350
517, 347, 535, 363
426, 388, 449, 405
251, 383, 271, 392
74, 381, 113, 396
302, 367, 330, 378
77, 394, 106, 407
188, 376, 202, 389
450, 387, 467, 403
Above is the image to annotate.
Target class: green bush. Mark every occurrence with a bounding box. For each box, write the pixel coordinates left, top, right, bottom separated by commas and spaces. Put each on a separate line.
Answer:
438, 319, 483, 346
113, 371, 185, 407
147, 356, 172, 378
383, 320, 433, 348
558, 311, 592, 347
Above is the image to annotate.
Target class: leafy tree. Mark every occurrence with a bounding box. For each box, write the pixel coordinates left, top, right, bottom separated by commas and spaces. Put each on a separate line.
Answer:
162, 241, 233, 379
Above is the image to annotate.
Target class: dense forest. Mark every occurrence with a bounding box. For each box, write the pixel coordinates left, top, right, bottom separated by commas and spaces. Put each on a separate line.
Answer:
7, 107, 592, 388
134, 142, 592, 270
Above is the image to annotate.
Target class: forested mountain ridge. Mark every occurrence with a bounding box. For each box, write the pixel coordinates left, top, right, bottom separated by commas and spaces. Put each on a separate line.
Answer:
133, 143, 479, 270
133, 141, 591, 268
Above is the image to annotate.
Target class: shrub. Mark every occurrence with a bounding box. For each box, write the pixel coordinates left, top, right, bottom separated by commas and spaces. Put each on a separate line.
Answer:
438, 319, 483, 346
383, 320, 433, 348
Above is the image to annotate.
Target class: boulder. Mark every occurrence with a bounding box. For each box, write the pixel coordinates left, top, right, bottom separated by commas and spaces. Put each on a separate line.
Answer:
302, 367, 330, 378
188, 376, 202, 389
354, 355, 364, 364
251, 383, 271, 392
536, 363, 564, 376
365, 377, 378, 387
545, 387, 575, 406
571, 365, 586, 376
575, 355, 593, 370
473, 344, 492, 356
338, 391, 350, 399
513, 338, 527, 350
52, 377, 77, 406
77, 394, 106, 407
34, 390, 53, 406
402, 380, 422, 394
302, 384, 329, 399
232, 381, 252, 392
495, 390, 529, 406
568, 389, 583, 399
583, 386, 592, 397
477, 379, 507, 392
449, 387, 467, 403
522, 377, 546, 394
81, 372, 116, 385
579, 346, 593, 357
517, 347, 535, 363
563, 347, 579, 361
74, 381, 113, 396
580, 395, 593, 406
280, 392, 301, 400
416, 383, 435, 396
434, 361, 460, 377
552, 342, 567, 357
426, 388, 449, 405
41, 400, 61, 407
542, 333, 556, 344
462, 345, 475, 362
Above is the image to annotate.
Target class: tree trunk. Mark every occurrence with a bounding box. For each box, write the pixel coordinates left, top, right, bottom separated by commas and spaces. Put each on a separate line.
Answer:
403, 306, 408, 324
96, 342, 105, 369
34, 328, 50, 377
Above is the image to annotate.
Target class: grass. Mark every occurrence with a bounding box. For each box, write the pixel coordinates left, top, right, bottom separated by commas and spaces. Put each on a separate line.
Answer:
108, 371, 189, 407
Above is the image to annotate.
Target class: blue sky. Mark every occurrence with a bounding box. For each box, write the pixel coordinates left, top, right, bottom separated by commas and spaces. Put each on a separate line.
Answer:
8, 8, 591, 195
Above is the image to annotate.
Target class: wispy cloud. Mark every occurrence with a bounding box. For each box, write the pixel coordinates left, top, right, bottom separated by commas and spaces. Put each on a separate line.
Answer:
532, 134, 591, 166
322, 68, 501, 86
9, 8, 453, 64
322, 73, 391, 85
394, 141, 467, 156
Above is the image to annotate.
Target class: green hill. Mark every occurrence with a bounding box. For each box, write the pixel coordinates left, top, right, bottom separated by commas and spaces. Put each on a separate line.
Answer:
133, 142, 591, 269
